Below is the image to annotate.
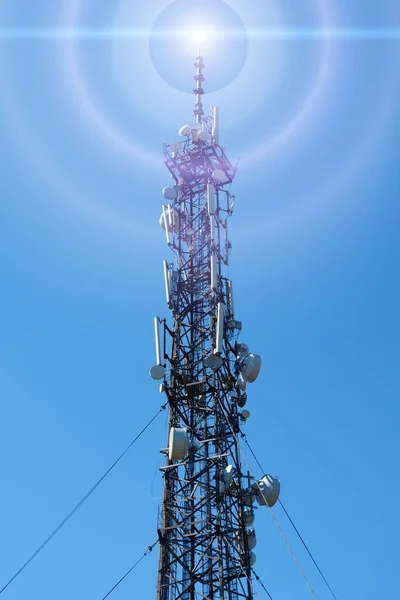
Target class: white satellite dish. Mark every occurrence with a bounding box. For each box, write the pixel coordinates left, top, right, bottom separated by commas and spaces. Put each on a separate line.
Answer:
212, 169, 225, 182
236, 373, 246, 391
198, 129, 210, 142
237, 392, 247, 408
222, 464, 234, 486
163, 186, 178, 201
204, 354, 223, 370
241, 353, 261, 383
159, 206, 180, 233
256, 475, 280, 508
169, 427, 188, 461
236, 528, 256, 551
243, 508, 255, 527
249, 551, 256, 567
179, 125, 191, 136
246, 530, 257, 551
150, 365, 166, 381
236, 343, 249, 359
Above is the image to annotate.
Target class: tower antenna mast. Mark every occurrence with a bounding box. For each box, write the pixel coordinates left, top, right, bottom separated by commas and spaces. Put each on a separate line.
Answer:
150, 42, 280, 600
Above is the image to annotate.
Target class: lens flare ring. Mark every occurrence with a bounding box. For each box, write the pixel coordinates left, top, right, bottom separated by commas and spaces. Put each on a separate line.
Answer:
0, 0, 398, 239
63, 0, 336, 167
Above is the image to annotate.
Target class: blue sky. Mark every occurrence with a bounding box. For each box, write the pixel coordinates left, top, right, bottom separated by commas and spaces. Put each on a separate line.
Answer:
0, 1, 399, 599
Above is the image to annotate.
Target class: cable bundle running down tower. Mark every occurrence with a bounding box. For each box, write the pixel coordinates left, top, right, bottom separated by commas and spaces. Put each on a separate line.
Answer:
150, 50, 280, 600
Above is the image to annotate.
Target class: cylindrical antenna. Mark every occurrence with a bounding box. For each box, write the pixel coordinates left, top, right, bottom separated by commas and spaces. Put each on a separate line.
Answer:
211, 253, 217, 290
215, 303, 225, 355
163, 261, 171, 306
162, 205, 170, 245
154, 317, 162, 365
167, 204, 173, 229
210, 215, 215, 242
212, 106, 220, 144
207, 183, 215, 215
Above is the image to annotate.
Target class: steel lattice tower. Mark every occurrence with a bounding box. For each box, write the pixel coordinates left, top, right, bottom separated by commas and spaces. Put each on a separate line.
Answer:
150, 50, 280, 600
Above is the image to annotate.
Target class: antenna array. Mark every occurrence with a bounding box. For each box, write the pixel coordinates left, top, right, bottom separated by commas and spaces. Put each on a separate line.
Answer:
151, 52, 280, 600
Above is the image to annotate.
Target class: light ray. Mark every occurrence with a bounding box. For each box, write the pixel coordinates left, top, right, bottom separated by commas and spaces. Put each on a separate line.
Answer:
0, 27, 400, 40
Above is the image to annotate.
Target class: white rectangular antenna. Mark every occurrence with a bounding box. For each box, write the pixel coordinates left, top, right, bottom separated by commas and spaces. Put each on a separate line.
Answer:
167, 204, 173, 229
163, 260, 171, 306
211, 254, 217, 290
154, 316, 162, 365
210, 215, 215, 242
162, 205, 170, 245
215, 303, 225, 355
207, 183, 215, 215
212, 106, 220, 145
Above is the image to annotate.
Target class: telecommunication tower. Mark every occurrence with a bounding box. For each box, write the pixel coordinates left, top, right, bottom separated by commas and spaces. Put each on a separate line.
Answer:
150, 48, 280, 600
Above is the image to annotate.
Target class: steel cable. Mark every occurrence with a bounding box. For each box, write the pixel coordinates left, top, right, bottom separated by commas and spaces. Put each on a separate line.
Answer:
244, 437, 338, 600
0, 404, 166, 595
215, 396, 319, 600
252, 569, 275, 600
100, 540, 159, 599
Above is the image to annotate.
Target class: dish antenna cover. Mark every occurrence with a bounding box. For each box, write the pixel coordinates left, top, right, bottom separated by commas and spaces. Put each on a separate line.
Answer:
237, 392, 247, 408
243, 508, 255, 526
246, 530, 257, 551
236, 373, 246, 391
236, 343, 249, 359
256, 475, 280, 508
150, 365, 166, 380
221, 464, 234, 486
241, 409, 250, 421
236, 528, 257, 551
204, 354, 223, 370
163, 186, 178, 200
212, 169, 225, 183
241, 353, 261, 383
179, 125, 191, 136
159, 206, 180, 233
198, 129, 210, 142
169, 427, 188, 461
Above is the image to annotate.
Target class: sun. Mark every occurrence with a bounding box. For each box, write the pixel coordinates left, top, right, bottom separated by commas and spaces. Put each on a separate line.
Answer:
189, 27, 216, 45
191, 29, 207, 43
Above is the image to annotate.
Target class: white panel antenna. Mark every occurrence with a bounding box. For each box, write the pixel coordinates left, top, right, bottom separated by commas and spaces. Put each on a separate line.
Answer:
163, 260, 171, 306
167, 204, 173, 229
162, 205, 170, 245
210, 216, 215, 242
215, 303, 225, 355
154, 316, 162, 366
212, 106, 220, 144
150, 316, 166, 380
207, 183, 215, 215
211, 254, 217, 290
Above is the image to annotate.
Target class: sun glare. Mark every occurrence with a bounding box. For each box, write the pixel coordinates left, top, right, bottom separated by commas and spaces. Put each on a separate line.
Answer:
188, 27, 217, 45
192, 29, 207, 43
